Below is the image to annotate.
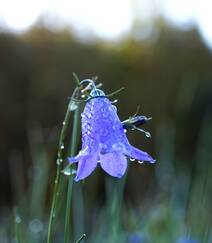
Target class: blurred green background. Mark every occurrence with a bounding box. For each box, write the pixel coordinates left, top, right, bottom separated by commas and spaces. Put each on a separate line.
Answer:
0, 2, 212, 242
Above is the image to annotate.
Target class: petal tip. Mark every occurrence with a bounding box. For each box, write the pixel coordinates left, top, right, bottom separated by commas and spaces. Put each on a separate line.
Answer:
74, 176, 80, 182
68, 157, 78, 164
149, 159, 156, 164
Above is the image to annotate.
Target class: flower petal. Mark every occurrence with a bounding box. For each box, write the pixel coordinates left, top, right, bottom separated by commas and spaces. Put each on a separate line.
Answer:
74, 153, 98, 182
126, 145, 155, 163
68, 146, 89, 164
99, 152, 127, 178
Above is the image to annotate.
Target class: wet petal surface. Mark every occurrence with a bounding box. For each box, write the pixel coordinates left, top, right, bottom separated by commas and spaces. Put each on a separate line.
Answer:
74, 153, 98, 181
99, 152, 127, 178
126, 145, 155, 163
68, 95, 155, 181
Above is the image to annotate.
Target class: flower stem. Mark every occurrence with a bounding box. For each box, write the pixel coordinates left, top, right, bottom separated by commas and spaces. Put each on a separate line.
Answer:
64, 106, 80, 243
47, 74, 80, 243
13, 207, 21, 243
47, 104, 73, 243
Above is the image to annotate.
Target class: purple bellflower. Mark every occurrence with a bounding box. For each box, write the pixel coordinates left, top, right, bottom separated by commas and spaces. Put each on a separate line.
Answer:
68, 86, 155, 181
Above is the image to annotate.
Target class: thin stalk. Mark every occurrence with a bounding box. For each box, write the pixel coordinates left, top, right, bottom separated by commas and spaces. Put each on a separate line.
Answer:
64, 107, 80, 243
47, 81, 80, 243
76, 234, 86, 243
47, 105, 72, 243
14, 207, 21, 243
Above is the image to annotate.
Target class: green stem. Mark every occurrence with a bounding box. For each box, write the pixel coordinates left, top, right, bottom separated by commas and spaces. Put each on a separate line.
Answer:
14, 207, 21, 243
47, 81, 81, 243
47, 105, 72, 243
64, 107, 80, 243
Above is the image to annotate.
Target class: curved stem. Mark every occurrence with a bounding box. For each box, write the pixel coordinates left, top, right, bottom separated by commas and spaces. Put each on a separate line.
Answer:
47, 74, 80, 243
47, 105, 72, 243
64, 107, 80, 243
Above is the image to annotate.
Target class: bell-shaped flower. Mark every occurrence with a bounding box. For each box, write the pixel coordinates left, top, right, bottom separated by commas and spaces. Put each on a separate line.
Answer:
68, 94, 155, 181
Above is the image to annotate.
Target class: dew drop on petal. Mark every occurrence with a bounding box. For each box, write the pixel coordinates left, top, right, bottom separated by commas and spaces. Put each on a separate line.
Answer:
138, 160, 144, 164
100, 128, 108, 136
89, 113, 92, 118
102, 112, 108, 118
130, 158, 135, 161
124, 129, 127, 133
149, 159, 156, 164
112, 105, 117, 112
100, 143, 108, 152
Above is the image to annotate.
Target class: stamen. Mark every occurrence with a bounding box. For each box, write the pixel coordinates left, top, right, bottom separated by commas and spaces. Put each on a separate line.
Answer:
132, 126, 151, 138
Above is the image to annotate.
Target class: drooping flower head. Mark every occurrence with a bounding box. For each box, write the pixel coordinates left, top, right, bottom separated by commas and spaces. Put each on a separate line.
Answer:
68, 80, 155, 181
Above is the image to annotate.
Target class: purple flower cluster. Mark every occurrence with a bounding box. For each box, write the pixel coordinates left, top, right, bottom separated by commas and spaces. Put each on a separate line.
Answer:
68, 95, 155, 181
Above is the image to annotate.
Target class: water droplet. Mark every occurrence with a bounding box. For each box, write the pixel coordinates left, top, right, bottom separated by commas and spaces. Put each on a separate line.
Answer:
145, 132, 151, 138
100, 143, 108, 150
63, 167, 77, 176
69, 101, 78, 111
60, 144, 64, 150
62, 121, 66, 126
112, 123, 120, 131
100, 128, 108, 136
112, 105, 117, 112
29, 219, 43, 234
149, 160, 156, 164
124, 129, 127, 133
138, 160, 144, 164
56, 158, 63, 165
111, 99, 118, 104
15, 216, 22, 224
63, 167, 71, 175
84, 123, 91, 130
130, 158, 135, 161
81, 94, 86, 98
